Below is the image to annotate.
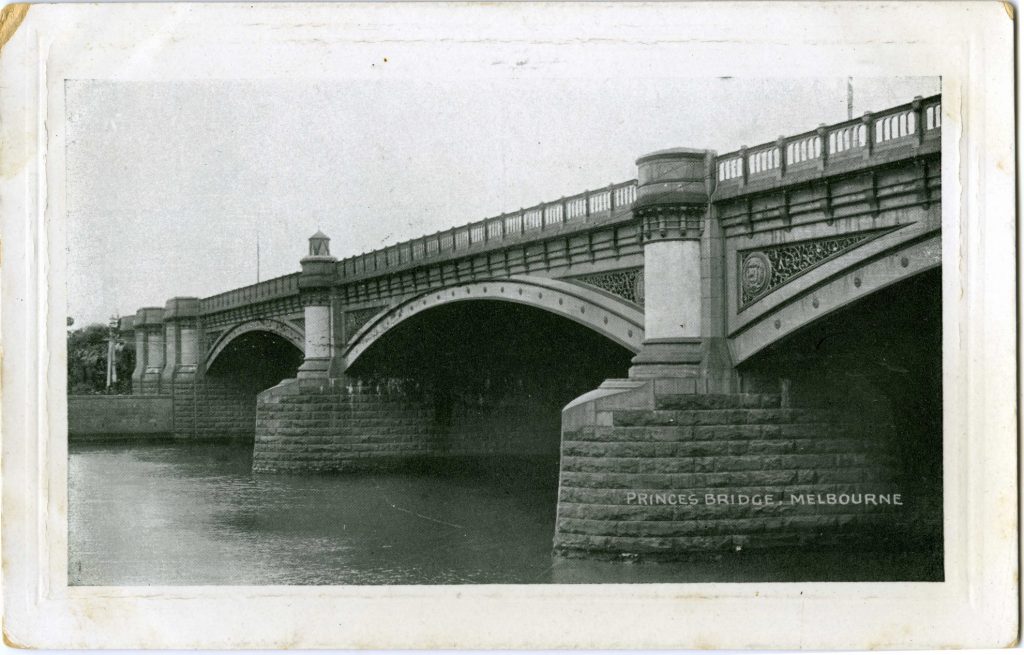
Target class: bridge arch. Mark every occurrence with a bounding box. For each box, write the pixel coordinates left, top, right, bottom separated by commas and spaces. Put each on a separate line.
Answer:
729, 230, 940, 365
205, 318, 305, 370
342, 275, 645, 369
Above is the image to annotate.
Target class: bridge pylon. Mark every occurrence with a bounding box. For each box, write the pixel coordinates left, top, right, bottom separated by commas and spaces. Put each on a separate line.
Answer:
296, 230, 337, 380
132, 307, 166, 395
627, 147, 734, 387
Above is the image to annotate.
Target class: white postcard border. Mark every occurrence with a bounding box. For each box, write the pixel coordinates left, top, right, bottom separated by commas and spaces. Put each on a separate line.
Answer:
0, 2, 1016, 649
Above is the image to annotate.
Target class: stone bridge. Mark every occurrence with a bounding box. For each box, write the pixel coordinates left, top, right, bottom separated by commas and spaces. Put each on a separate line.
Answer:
122, 94, 942, 559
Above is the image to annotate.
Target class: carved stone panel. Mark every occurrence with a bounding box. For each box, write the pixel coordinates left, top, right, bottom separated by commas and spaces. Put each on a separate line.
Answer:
573, 267, 645, 306
738, 228, 896, 307
343, 305, 387, 341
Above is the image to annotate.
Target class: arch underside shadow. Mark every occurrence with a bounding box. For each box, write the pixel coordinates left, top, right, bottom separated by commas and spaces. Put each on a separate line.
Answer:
205, 318, 305, 371
729, 232, 941, 365
343, 275, 645, 369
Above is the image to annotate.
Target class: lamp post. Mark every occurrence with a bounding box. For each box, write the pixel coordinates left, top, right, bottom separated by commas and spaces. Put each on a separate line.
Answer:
105, 315, 119, 390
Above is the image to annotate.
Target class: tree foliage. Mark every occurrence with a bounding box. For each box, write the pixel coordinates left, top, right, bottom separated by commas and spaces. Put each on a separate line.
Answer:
67, 323, 134, 394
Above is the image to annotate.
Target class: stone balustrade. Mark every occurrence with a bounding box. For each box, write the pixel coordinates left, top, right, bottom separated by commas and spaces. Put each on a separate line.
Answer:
335, 180, 639, 280
715, 95, 940, 196
200, 272, 300, 314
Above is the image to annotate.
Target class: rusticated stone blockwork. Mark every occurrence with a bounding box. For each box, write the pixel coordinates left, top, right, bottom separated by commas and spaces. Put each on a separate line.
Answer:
253, 382, 566, 470
253, 380, 437, 472
171, 380, 198, 439
138, 380, 160, 395
168, 376, 266, 440
554, 382, 913, 558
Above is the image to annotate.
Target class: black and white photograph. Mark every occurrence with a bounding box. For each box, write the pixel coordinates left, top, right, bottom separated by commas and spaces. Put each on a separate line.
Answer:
64, 75, 945, 586
0, 2, 1016, 649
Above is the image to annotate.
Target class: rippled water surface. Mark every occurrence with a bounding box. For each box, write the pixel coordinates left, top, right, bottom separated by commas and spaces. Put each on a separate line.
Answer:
69, 441, 941, 585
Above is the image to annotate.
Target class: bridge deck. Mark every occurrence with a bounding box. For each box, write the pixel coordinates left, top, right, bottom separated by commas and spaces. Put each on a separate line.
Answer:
196, 94, 940, 319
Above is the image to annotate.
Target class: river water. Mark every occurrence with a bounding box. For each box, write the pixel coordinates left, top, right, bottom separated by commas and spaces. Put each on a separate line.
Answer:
68, 441, 941, 585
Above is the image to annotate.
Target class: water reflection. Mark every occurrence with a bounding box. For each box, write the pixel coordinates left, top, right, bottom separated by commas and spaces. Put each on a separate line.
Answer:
69, 441, 940, 585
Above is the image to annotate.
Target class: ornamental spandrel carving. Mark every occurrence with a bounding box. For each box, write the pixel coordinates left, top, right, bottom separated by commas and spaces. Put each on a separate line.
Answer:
344, 305, 387, 340
739, 229, 894, 306
573, 268, 644, 306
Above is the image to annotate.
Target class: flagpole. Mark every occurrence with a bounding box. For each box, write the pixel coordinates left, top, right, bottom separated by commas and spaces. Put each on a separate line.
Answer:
847, 77, 853, 119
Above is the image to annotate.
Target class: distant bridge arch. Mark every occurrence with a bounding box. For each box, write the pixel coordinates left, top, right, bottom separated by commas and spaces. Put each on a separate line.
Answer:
205, 318, 305, 370
342, 275, 645, 369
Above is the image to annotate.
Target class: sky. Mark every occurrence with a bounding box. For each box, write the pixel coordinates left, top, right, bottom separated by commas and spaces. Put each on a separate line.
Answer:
65, 76, 939, 327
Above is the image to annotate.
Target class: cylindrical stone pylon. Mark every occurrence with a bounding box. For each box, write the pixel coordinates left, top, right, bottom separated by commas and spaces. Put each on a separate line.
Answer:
297, 231, 337, 379
628, 148, 714, 380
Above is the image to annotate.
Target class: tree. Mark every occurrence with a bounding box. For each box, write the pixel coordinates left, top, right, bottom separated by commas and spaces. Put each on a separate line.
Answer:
66, 323, 135, 394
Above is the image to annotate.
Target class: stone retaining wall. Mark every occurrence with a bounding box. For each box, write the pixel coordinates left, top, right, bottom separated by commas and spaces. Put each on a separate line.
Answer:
553, 380, 909, 558
68, 395, 173, 438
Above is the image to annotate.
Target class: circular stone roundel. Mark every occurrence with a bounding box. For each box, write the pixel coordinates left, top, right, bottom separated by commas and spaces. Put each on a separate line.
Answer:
741, 251, 772, 298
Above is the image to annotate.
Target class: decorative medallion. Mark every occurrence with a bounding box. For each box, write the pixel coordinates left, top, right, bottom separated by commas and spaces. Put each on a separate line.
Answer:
740, 251, 772, 299
573, 268, 645, 306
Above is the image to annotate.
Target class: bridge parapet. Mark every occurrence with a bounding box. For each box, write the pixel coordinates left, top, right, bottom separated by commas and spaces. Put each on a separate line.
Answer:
335, 179, 638, 282
199, 272, 300, 316
715, 95, 940, 199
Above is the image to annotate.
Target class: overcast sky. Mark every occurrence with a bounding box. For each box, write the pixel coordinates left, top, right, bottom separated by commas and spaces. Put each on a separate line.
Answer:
66, 76, 939, 326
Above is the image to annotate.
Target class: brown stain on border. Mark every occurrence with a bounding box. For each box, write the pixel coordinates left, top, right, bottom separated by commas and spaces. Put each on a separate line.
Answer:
0, 4, 28, 53
3, 625, 30, 649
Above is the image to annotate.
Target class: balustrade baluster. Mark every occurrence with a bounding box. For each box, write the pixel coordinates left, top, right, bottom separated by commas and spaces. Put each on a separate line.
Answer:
775, 137, 787, 179
911, 96, 925, 146
739, 146, 749, 187
862, 111, 874, 160
816, 125, 828, 170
